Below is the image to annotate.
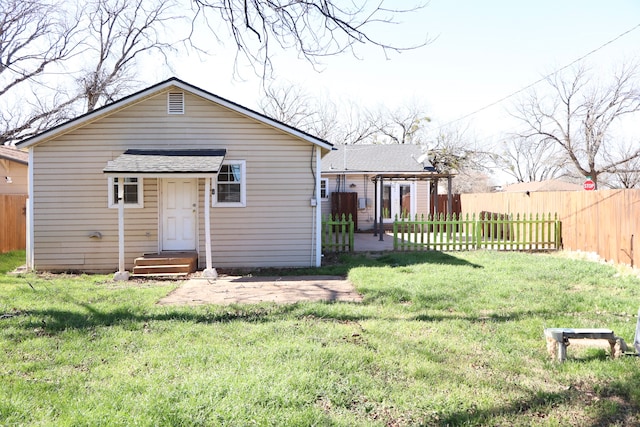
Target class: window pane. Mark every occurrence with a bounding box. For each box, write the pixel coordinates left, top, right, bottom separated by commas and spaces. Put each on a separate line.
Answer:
320, 180, 327, 198
124, 184, 138, 203
217, 164, 242, 203
113, 177, 139, 205
218, 183, 241, 202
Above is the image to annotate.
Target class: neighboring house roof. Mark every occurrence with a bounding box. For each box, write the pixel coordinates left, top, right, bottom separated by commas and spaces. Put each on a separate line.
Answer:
17, 77, 333, 151
502, 179, 583, 193
103, 149, 227, 175
321, 144, 435, 174
0, 145, 28, 165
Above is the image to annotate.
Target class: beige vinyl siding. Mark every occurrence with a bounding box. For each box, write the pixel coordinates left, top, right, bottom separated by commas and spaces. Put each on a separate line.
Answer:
198, 141, 318, 268
0, 161, 28, 195
31, 89, 319, 272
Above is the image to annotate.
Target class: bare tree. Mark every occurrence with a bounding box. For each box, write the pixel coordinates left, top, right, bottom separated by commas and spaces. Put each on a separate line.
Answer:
452, 170, 495, 194
0, 0, 81, 144
259, 82, 379, 144
498, 135, 570, 183
79, 0, 177, 112
1, 0, 179, 144
368, 103, 430, 144
260, 83, 319, 128
424, 125, 487, 174
600, 143, 640, 189
188, 0, 428, 78
511, 63, 640, 189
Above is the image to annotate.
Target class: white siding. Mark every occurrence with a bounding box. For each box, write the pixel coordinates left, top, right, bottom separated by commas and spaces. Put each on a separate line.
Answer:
31, 90, 319, 272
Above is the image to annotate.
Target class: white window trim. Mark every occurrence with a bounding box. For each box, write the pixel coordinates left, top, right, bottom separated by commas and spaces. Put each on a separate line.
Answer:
108, 177, 144, 208
320, 178, 329, 200
212, 160, 246, 207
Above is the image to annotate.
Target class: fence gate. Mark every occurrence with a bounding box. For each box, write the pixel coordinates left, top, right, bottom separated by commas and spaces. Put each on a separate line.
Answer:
0, 194, 27, 253
331, 192, 357, 231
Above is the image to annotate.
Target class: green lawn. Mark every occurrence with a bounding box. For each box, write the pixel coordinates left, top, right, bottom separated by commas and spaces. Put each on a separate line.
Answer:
1, 250, 640, 426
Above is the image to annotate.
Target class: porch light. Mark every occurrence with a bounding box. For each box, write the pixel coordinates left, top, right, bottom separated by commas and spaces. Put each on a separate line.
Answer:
5, 176, 11, 184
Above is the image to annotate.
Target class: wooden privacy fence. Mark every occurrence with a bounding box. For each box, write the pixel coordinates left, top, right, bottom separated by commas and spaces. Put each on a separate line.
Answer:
461, 189, 640, 268
321, 214, 354, 252
393, 213, 561, 251
0, 194, 27, 253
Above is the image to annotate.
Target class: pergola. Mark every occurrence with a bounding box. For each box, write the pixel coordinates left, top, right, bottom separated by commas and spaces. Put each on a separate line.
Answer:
371, 171, 456, 241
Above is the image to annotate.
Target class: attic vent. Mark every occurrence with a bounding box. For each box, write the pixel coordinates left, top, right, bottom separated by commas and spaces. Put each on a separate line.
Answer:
167, 92, 184, 114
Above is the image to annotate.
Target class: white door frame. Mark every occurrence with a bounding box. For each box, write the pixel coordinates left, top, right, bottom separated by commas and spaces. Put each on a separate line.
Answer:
381, 181, 417, 222
160, 177, 198, 251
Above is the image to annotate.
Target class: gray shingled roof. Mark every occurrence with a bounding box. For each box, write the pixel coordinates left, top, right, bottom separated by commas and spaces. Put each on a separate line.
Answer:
103, 149, 226, 174
0, 145, 28, 165
321, 144, 433, 173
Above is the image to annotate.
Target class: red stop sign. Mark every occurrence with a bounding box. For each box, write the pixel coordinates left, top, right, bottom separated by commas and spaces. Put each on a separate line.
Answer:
583, 179, 596, 191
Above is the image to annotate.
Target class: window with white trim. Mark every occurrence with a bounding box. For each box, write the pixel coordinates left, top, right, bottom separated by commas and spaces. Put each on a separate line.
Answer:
320, 178, 329, 200
108, 177, 144, 208
213, 160, 246, 207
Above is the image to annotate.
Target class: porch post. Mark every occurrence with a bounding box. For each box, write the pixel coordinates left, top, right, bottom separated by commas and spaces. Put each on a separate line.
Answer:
378, 176, 384, 241
373, 176, 378, 236
114, 177, 129, 281
447, 175, 453, 216
202, 177, 217, 279
433, 178, 439, 217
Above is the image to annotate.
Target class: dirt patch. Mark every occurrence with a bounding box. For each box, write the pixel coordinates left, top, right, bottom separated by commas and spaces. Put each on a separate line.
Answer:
157, 275, 362, 306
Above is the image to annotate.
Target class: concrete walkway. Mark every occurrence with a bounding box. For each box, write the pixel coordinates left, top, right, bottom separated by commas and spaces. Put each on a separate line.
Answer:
353, 231, 395, 252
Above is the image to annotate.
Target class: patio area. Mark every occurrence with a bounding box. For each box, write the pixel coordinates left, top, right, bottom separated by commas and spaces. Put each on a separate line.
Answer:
353, 231, 396, 252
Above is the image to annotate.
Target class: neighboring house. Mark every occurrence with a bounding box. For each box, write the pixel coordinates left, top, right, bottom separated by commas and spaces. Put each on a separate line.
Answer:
321, 144, 451, 231
502, 179, 583, 193
0, 145, 28, 195
17, 78, 332, 277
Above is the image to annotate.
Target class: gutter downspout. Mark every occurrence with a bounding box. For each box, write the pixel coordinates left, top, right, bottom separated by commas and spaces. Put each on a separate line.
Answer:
314, 147, 322, 267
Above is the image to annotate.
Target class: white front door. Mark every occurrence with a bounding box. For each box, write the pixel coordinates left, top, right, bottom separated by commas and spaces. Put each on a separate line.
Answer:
382, 182, 416, 222
162, 178, 197, 251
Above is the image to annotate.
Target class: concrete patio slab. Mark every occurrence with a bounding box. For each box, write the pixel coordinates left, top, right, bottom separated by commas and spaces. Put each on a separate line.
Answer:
157, 275, 362, 306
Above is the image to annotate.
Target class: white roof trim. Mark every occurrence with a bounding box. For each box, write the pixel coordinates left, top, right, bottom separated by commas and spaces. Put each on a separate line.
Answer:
17, 78, 333, 151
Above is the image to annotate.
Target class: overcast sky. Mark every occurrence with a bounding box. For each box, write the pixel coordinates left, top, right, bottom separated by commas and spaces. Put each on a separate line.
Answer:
152, 0, 640, 146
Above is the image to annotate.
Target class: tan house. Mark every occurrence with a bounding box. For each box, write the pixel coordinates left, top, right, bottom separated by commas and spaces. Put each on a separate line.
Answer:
0, 145, 28, 195
321, 144, 451, 232
17, 78, 332, 278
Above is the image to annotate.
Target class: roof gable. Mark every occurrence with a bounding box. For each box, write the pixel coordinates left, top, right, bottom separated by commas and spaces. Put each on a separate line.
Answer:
17, 77, 333, 151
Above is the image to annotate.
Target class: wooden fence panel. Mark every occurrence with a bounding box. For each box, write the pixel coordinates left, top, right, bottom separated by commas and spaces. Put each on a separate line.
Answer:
0, 194, 27, 253
461, 189, 640, 268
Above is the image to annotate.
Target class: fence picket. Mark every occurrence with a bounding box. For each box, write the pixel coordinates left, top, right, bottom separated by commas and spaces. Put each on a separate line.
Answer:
392, 212, 561, 252
321, 213, 354, 253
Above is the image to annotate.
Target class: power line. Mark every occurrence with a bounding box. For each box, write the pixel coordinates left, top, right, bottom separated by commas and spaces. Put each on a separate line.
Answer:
437, 22, 640, 130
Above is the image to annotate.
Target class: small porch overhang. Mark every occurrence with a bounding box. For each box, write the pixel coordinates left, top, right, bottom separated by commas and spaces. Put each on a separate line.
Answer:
103, 149, 227, 177
103, 149, 227, 281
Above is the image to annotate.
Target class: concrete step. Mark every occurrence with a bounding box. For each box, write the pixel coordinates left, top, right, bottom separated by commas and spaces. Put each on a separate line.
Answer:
134, 256, 196, 267
132, 264, 193, 275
